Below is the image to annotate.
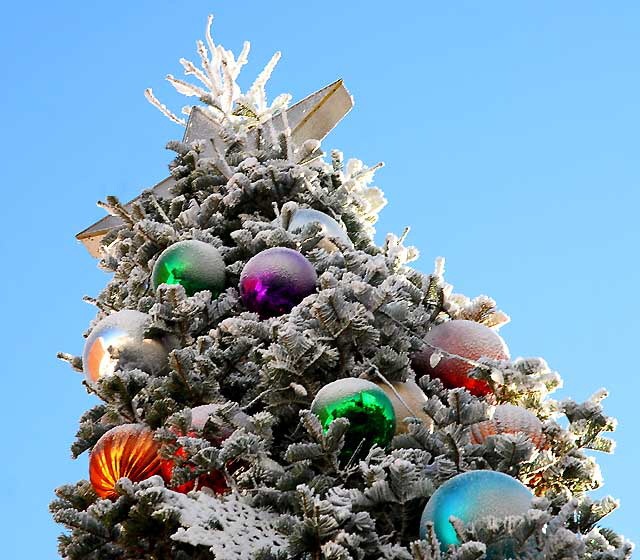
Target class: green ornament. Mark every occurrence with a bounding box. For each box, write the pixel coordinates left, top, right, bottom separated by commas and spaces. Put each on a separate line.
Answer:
152, 240, 226, 297
311, 378, 396, 460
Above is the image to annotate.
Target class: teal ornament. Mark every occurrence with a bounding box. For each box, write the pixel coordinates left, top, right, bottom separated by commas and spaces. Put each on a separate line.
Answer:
420, 470, 532, 557
152, 240, 225, 297
311, 378, 396, 460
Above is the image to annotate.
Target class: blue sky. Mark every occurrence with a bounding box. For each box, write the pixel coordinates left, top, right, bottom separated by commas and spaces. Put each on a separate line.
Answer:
1, 2, 638, 556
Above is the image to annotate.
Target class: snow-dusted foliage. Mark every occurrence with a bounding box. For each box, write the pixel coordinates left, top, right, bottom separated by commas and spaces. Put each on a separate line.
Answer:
145, 14, 290, 133
155, 483, 288, 558
52, 17, 633, 560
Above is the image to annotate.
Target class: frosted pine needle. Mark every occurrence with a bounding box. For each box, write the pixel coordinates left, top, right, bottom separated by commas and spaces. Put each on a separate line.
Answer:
144, 88, 186, 125
147, 14, 290, 134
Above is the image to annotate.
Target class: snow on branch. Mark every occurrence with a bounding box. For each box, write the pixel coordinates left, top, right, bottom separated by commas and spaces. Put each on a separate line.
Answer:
148, 485, 288, 559
146, 14, 290, 134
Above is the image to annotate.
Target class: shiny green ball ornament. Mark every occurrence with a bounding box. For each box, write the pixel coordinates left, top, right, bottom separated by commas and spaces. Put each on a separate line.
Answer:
311, 378, 396, 460
152, 240, 226, 297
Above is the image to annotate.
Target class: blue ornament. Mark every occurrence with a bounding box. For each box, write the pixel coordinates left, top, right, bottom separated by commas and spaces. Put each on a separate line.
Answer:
420, 470, 532, 555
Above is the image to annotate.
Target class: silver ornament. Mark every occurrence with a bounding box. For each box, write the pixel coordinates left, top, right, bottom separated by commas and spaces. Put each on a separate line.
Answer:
287, 208, 353, 252
82, 310, 170, 383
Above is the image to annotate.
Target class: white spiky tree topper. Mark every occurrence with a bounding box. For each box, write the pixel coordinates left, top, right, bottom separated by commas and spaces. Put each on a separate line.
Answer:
145, 15, 290, 134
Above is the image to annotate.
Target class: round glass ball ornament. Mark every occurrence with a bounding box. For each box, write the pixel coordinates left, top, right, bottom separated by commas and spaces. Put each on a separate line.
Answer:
89, 424, 162, 500
375, 379, 432, 434
420, 470, 533, 555
82, 310, 169, 383
411, 320, 510, 396
152, 240, 226, 297
239, 247, 317, 319
286, 208, 353, 252
311, 378, 396, 460
160, 404, 249, 494
470, 403, 544, 449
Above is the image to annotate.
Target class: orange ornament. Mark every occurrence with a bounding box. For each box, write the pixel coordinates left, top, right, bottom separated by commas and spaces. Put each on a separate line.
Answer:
89, 424, 162, 500
470, 403, 544, 448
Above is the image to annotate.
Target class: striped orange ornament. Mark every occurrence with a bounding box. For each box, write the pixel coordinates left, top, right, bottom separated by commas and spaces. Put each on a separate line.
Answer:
89, 424, 162, 499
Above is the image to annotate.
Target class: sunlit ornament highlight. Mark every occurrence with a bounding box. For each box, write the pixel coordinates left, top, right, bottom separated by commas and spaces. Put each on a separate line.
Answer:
89, 424, 162, 500
420, 470, 532, 555
375, 379, 432, 434
311, 378, 396, 460
411, 320, 510, 396
470, 403, 544, 448
152, 240, 226, 297
82, 310, 169, 383
239, 247, 317, 319
286, 208, 353, 252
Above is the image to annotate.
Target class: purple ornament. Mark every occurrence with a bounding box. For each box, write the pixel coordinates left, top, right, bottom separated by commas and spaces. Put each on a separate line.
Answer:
239, 247, 317, 319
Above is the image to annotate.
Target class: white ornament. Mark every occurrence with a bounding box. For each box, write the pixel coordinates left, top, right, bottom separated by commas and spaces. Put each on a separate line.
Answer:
287, 207, 353, 252
470, 403, 544, 448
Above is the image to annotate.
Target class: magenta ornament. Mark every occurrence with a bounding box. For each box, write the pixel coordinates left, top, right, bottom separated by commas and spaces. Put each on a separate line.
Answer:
239, 247, 317, 319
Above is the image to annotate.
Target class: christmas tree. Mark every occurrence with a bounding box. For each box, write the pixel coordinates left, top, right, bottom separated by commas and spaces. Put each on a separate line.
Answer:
51, 17, 634, 559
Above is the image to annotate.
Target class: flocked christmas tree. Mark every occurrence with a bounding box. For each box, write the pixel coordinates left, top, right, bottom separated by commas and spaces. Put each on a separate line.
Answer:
52, 17, 635, 560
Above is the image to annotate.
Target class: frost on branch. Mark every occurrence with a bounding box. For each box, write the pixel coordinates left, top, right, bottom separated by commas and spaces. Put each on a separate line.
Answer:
151, 488, 288, 559
433, 258, 510, 329
145, 14, 291, 137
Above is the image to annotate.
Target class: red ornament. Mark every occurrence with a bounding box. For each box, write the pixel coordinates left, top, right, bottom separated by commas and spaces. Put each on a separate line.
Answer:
526, 472, 549, 496
411, 320, 510, 396
470, 403, 545, 448
89, 424, 161, 500
160, 445, 229, 494
160, 404, 234, 494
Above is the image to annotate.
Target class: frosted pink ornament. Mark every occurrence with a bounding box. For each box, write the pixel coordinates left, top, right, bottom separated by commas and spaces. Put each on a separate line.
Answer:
470, 403, 544, 448
411, 320, 509, 396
